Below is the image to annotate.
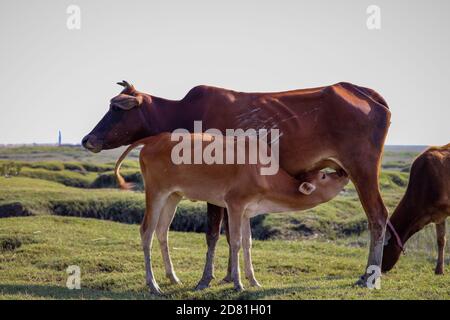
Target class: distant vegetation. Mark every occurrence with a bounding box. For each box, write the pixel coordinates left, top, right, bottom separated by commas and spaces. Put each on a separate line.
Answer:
0, 144, 139, 162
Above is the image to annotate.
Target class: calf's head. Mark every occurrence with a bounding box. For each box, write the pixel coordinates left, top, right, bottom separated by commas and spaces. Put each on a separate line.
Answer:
82, 81, 152, 153
298, 170, 349, 202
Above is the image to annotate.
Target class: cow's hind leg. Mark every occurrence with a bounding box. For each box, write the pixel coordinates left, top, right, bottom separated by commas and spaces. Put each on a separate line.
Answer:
156, 193, 182, 284
435, 220, 446, 275
349, 159, 388, 289
226, 203, 244, 291
141, 191, 167, 295
196, 204, 224, 290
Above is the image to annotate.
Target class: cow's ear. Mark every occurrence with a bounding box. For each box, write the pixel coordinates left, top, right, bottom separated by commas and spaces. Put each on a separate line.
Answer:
298, 182, 316, 195
110, 94, 143, 110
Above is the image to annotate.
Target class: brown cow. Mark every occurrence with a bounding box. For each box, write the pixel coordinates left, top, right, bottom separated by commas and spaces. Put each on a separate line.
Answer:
382, 144, 450, 274
82, 81, 390, 288
114, 133, 350, 293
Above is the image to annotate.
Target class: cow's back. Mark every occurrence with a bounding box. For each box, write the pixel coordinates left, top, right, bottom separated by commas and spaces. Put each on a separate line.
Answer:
405, 144, 450, 210
180, 82, 391, 176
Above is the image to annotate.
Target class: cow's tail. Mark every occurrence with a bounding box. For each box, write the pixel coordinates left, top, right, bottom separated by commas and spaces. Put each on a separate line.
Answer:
114, 140, 144, 190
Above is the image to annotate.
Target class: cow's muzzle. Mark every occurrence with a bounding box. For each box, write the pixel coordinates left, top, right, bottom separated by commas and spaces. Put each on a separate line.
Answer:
82, 135, 102, 153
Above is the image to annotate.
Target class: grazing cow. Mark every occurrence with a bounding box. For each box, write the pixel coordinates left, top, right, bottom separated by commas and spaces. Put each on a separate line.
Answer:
82, 81, 390, 288
114, 133, 350, 293
382, 144, 450, 274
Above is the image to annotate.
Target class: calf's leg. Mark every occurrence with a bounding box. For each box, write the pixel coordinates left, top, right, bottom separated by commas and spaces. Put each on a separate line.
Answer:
156, 193, 182, 284
435, 220, 446, 275
196, 204, 224, 290
141, 191, 166, 295
226, 204, 244, 291
242, 218, 260, 287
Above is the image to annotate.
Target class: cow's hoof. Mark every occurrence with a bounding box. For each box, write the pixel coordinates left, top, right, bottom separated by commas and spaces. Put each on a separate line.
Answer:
195, 281, 211, 291
234, 283, 245, 292
195, 276, 214, 290
354, 274, 381, 289
354, 275, 366, 287
220, 274, 233, 284
147, 281, 163, 295
435, 267, 444, 275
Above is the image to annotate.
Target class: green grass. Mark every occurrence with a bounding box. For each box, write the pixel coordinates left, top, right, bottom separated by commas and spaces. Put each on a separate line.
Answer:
0, 159, 141, 188
0, 145, 140, 163
19, 168, 98, 188
0, 215, 448, 300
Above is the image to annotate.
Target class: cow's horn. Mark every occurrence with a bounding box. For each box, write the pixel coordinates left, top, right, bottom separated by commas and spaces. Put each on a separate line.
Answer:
117, 80, 132, 88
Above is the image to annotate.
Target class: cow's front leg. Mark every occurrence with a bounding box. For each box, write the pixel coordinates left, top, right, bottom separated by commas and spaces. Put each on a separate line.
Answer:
435, 220, 446, 275
220, 210, 233, 284
196, 204, 224, 290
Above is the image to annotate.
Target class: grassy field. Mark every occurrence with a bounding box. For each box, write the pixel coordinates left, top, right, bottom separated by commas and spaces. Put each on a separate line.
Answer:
1, 144, 449, 300
1, 215, 449, 300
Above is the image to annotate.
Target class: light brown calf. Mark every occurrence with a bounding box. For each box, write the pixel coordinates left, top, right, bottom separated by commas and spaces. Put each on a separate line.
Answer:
115, 133, 349, 294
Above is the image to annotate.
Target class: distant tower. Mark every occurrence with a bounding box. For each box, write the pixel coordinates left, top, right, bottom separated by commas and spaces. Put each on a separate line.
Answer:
58, 130, 62, 146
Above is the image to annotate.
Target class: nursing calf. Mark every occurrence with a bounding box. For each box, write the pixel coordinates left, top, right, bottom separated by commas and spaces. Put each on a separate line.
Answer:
382, 143, 450, 274
115, 133, 349, 294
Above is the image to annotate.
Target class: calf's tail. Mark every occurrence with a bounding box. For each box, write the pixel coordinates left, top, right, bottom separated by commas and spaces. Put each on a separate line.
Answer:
114, 140, 145, 190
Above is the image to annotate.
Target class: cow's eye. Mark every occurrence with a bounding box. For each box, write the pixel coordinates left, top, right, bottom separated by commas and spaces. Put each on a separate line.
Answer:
322, 173, 326, 180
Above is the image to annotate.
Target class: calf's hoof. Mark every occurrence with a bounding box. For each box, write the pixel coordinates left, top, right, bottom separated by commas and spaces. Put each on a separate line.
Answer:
435, 267, 444, 275
147, 280, 163, 295
167, 274, 182, 285
248, 278, 262, 288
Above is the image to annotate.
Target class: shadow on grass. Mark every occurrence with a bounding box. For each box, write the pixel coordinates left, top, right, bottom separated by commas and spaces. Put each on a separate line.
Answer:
163, 280, 354, 300
0, 284, 154, 300
0, 282, 355, 300
234, 283, 354, 300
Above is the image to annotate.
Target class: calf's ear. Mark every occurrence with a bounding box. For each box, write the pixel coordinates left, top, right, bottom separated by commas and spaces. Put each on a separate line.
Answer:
110, 94, 143, 110
299, 182, 316, 195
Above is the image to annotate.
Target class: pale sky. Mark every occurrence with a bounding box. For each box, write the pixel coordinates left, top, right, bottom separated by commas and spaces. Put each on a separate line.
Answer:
1, 0, 449, 146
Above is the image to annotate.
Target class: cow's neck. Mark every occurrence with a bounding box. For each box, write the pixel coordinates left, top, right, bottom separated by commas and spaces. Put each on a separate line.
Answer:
390, 195, 429, 244
142, 95, 205, 134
